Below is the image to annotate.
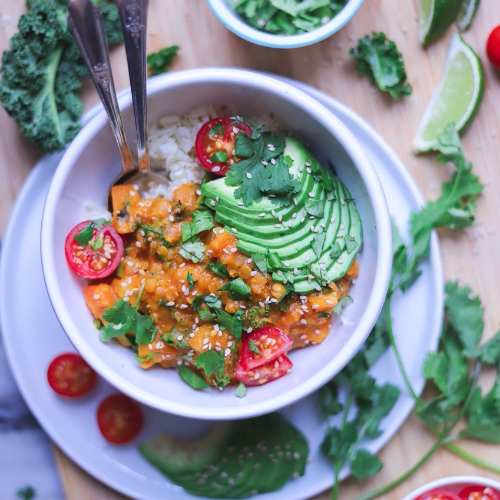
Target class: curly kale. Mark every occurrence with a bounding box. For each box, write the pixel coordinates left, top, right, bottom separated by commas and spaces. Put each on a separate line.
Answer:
0, 0, 123, 153
349, 32, 412, 99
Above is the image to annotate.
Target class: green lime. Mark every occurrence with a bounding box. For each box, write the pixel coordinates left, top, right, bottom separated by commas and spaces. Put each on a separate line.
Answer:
456, 0, 480, 31
418, 0, 462, 45
413, 33, 484, 153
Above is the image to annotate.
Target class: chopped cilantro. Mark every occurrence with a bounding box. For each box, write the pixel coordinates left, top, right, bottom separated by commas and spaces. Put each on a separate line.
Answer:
248, 340, 260, 354
178, 364, 209, 390
135, 352, 159, 363
73, 218, 110, 247
211, 150, 228, 162
100, 280, 157, 345
181, 210, 214, 242
304, 199, 325, 218
187, 272, 197, 289
236, 382, 247, 398
160, 329, 190, 350
16, 486, 35, 500
311, 232, 326, 259
209, 122, 224, 138
141, 223, 172, 248
251, 253, 268, 275
196, 350, 225, 377
219, 278, 251, 299
318, 312, 331, 319
333, 295, 353, 315
206, 260, 229, 277
344, 234, 358, 254
88, 232, 103, 250
179, 237, 205, 263
330, 241, 343, 260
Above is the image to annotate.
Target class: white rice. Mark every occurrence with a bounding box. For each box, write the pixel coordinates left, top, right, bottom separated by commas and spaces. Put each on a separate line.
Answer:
146, 105, 219, 199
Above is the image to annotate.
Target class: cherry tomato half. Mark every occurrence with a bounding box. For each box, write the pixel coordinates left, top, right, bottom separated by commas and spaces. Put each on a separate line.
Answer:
235, 354, 292, 386
65, 220, 124, 280
47, 353, 97, 398
459, 485, 500, 500
487, 26, 500, 69
97, 394, 143, 445
195, 116, 253, 176
414, 489, 462, 500
239, 327, 293, 370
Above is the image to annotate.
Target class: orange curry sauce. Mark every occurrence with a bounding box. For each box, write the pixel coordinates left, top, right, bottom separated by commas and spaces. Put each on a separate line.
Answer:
84, 183, 358, 387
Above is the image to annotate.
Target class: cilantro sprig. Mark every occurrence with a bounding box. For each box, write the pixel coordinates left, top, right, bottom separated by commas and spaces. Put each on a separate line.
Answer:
321, 125, 496, 500
349, 32, 412, 99
225, 122, 300, 206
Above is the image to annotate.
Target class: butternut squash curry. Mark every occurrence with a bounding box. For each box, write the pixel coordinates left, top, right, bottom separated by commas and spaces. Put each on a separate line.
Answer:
64, 115, 362, 392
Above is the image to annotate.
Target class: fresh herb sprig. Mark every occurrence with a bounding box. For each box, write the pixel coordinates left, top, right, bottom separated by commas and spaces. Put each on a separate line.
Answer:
146, 45, 179, 76
321, 124, 492, 500
350, 32, 412, 99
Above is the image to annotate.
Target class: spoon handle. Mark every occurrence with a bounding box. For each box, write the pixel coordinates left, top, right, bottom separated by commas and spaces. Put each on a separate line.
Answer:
67, 0, 135, 174
114, 0, 150, 173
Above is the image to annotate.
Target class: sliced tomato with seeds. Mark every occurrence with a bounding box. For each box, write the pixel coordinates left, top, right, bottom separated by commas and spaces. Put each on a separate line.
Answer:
459, 486, 500, 500
414, 489, 462, 500
65, 220, 123, 280
195, 116, 253, 176
47, 353, 97, 398
239, 327, 292, 370
235, 354, 292, 386
97, 394, 143, 444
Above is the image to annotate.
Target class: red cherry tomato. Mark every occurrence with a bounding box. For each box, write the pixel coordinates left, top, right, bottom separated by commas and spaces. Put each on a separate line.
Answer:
65, 220, 123, 280
239, 327, 293, 370
235, 354, 292, 386
459, 486, 500, 500
414, 489, 462, 500
195, 116, 253, 176
97, 394, 143, 444
487, 26, 500, 69
47, 353, 97, 398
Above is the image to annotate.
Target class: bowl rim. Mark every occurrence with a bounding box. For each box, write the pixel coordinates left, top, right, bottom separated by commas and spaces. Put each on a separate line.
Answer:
400, 475, 500, 500
205, 0, 365, 48
41, 67, 392, 420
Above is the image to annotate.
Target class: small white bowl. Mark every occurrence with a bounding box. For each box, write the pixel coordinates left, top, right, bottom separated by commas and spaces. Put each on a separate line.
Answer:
41, 68, 391, 420
206, 0, 365, 48
401, 476, 500, 500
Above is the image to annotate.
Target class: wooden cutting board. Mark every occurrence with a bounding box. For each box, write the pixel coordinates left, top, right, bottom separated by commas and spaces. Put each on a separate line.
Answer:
1, 0, 500, 499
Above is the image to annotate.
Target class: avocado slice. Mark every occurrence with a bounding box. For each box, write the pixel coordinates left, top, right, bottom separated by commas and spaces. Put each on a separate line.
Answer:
201, 135, 362, 293
138, 414, 309, 499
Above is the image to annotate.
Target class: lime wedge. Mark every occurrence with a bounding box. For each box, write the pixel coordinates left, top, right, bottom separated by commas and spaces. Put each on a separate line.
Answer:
413, 33, 484, 153
456, 0, 480, 31
418, 0, 462, 45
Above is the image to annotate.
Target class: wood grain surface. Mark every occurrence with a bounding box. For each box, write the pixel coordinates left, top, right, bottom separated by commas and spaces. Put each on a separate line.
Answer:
1, 0, 500, 499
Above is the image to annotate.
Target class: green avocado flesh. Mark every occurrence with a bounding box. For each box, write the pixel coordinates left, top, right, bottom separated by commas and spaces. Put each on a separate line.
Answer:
138, 413, 308, 499
201, 137, 363, 293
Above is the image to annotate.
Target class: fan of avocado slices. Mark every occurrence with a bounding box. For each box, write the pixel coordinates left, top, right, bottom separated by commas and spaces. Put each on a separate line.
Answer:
201, 134, 363, 294
139, 413, 308, 499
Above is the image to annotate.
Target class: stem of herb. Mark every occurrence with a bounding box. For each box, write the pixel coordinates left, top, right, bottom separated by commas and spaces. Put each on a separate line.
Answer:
384, 295, 419, 403
332, 463, 340, 500
443, 442, 500, 474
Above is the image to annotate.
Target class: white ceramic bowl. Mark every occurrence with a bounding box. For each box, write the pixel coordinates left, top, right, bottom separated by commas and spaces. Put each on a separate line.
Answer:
41, 68, 392, 420
206, 0, 365, 48
401, 476, 500, 500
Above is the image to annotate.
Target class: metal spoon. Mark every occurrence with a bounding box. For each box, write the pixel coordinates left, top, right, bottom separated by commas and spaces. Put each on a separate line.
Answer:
67, 0, 166, 211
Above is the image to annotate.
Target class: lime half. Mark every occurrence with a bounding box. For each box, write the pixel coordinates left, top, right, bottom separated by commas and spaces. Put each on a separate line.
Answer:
418, 0, 462, 45
456, 0, 480, 31
413, 33, 484, 153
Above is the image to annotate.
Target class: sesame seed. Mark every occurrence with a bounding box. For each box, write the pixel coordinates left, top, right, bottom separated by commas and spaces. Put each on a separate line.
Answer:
316, 286, 322, 292
305, 255, 310, 262
301, 218, 305, 223
259, 213, 265, 217
340, 223, 345, 230
300, 334, 307, 340
278, 215, 283, 222
250, 270, 258, 276
267, 144, 275, 151
232, 227, 238, 233
274, 224, 281, 228
216, 196, 220, 202
135, 241, 141, 247
331, 217, 335, 223
292, 213, 297, 218
230, 247, 237, 253
180, 304, 188, 309
293, 198, 298, 205
168, 215, 175, 222
225, 348, 231, 357
261, 160, 268, 166
308, 192, 314, 198
246, 258, 252, 263
277, 270, 283, 276
341, 199, 345, 205
306, 167, 312, 174
93, 294, 100, 300
326, 300, 333, 305
305, 162, 311, 166
211, 201, 216, 207
246, 172, 252, 179
271, 209, 276, 216
283, 261, 290, 267
213, 167, 221, 173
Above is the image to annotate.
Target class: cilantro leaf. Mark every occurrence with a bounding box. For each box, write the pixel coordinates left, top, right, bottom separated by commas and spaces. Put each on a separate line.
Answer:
260, 155, 300, 203
213, 308, 243, 340
334, 295, 353, 315
458, 424, 500, 443
345, 234, 358, 254
135, 352, 159, 363
350, 449, 383, 479
100, 281, 157, 345
311, 232, 326, 259
480, 331, 500, 365
179, 238, 205, 263
181, 210, 214, 243
73, 218, 111, 247
248, 340, 260, 354
304, 199, 325, 218
206, 260, 229, 277
178, 364, 209, 390
146, 45, 179, 76
330, 241, 342, 260
196, 350, 225, 377
141, 223, 172, 248
349, 32, 412, 99
16, 486, 35, 500
251, 253, 268, 275
187, 272, 197, 289
73, 223, 93, 246
219, 278, 251, 299
236, 382, 247, 398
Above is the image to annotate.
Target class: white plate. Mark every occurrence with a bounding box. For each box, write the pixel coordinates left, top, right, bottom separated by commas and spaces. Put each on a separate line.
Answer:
0, 80, 443, 500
